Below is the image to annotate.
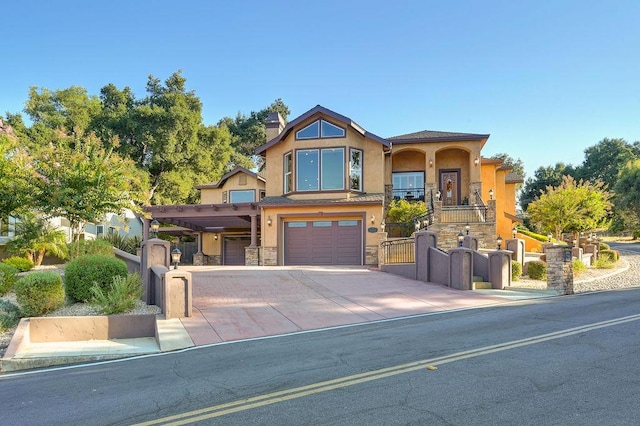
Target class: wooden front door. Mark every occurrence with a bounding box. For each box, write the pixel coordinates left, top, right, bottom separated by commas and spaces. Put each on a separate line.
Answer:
440, 170, 461, 206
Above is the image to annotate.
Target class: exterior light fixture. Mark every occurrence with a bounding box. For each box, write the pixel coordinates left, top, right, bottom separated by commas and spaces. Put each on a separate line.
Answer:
489, 188, 494, 200
457, 231, 464, 247
415, 221, 420, 232
465, 223, 470, 235
371, 214, 375, 225
429, 158, 434, 167
435, 190, 441, 201
214, 233, 218, 241
267, 216, 272, 227
150, 219, 160, 239
547, 233, 553, 242
171, 247, 182, 270
381, 220, 386, 232
474, 157, 480, 166
497, 235, 503, 250
512, 227, 517, 238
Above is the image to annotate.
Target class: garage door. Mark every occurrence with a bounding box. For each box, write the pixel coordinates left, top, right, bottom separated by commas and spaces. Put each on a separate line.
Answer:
284, 220, 362, 265
224, 236, 251, 265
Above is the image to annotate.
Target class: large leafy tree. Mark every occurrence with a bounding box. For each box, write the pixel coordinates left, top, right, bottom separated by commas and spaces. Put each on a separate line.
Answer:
527, 175, 612, 239
219, 98, 290, 169
33, 134, 146, 241
613, 160, 640, 230
520, 163, 577, 211
575, 138, 638, 190
0, 122, 36, 217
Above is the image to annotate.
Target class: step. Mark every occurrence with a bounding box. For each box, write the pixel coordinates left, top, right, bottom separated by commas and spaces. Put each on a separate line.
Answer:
472, 281, 493, 290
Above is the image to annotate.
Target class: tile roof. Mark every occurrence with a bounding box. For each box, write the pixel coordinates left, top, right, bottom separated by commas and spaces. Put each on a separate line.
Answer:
388, 130, 490, 143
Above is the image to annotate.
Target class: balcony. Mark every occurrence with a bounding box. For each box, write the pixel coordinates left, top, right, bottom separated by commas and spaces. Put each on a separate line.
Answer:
389, 186, 425, 202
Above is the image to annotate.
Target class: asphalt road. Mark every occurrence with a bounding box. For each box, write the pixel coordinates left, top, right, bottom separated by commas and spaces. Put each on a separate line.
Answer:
1, 286, 639, 425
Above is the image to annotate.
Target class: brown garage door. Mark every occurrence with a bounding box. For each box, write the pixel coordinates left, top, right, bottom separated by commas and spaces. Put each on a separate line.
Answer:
284, 220, 362, 265
224, 236, 251, 265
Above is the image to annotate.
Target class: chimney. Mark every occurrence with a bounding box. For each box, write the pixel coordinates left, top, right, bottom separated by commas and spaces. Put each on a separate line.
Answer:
265, 112, 285, 142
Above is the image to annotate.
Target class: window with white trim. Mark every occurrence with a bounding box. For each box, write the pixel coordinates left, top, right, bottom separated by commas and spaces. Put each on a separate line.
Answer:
296, 148, 345, 191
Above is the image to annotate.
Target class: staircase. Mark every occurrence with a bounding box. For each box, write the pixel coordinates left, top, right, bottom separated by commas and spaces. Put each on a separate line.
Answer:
472, 275, 493, 290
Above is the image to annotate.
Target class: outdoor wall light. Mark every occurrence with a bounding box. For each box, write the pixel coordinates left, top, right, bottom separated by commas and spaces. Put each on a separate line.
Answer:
474, 157, 480, 166
171, 247, 182, 270
497, 235, 503, 250
415, 221, 420, 232
489, 188, 494, 200
512, 227, 518, 238
465, 223, 470, 235
457, 231, 464, 247
371, 214, 375, 225
435, 190, 441, 201
150, 219, 160, 239
547, 233, 553, 242
429, 158, 434, 167
267, 216, 272, 227
381, 220, 386, 232
214, 233, 218, 241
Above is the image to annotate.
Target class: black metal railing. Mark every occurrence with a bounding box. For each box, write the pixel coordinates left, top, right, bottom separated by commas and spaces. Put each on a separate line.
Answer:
380, 237, 415, 264
440, 205, 488, 223
389, 186, 425, 202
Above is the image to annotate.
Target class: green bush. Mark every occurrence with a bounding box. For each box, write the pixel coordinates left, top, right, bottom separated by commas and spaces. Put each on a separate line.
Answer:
2, 256, 35, 272
91, 273, 143, 315
599, 249, 618, 263
512, 261, 522, 281
518, 229, 553, 243
15, 272, 65, 317
65, 254, 128, 302
66, 239, 114, 261
0, 299, 22, 332
633, 230, 640, 240
0, 263, 19, 296
527, 261, 547, 280
599, 242, 610, 251
100, 234, 142, 255
572, 259, 588, 276
593, 257, 616, 269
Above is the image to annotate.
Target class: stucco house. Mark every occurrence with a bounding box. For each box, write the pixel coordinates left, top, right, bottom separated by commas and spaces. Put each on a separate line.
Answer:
144, 105, 522, 266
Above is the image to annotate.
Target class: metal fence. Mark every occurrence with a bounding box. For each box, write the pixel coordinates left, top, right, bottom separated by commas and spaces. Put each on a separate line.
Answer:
380, 237, 415, 264
440, 205, 487, 223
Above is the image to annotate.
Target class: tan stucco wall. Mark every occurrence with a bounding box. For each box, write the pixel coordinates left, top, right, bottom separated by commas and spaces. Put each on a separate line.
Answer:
200, 173, 265, 204
263, 113, 386, 199
201, 230, 252, 255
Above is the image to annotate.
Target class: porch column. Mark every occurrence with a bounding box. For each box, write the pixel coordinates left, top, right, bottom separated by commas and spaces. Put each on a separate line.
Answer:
250, 214, 258, 247
142, 218, 150, 240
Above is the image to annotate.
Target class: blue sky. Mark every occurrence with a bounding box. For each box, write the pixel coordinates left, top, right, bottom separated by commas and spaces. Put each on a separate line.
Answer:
2, 0, 639, 178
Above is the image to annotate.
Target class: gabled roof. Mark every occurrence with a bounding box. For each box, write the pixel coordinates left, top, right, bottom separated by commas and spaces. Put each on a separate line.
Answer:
195, 167, 265, 190
255, 105, 390, 155
388, 130, 490, 143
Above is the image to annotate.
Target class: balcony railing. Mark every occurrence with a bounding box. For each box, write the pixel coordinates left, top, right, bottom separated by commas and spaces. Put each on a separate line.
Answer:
440, 205, 488, 223
391, 187, 425, 202
380, 237, 415, 264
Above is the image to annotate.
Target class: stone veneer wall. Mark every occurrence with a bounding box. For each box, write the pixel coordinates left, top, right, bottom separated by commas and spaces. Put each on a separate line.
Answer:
546, 245, 574, 294
245, 247, 260, 266
428, 222, 496, 251
365, 245, 378, 265
260, 246, 278, 266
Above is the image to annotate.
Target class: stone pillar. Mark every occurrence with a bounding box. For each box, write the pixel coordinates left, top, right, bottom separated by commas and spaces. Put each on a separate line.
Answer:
488, 250, 512, 289
192, 252, 205, 266
433, 200, 442, 224
245, 246, 260, 266
163, 269, 192, 319
486, 200, 496, 222
449, 247, 473, 290
142, 218, 150, 241
416, 231, 438, 282
140, 239, 171, 304
546, 245, 574, 295
463, 235, 478, 251
506, 238, 525, 265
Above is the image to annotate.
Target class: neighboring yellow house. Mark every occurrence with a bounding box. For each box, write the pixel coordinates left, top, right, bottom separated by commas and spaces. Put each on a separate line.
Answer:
144, 105, 522, 266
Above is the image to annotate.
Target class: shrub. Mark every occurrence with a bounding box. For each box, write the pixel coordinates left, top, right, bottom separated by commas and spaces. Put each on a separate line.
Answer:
512, 261, 522, 281
65, 254, 128, 302
572, 259, 588, 276
633, 230, 640, 240
66, 239, 114, 261
14, 272, 65, 317
91, 273, 143, 315
599, 242, 610, 251
527, 261, 547, 280
0, 299, 22, 332
599, 249, 618, 263
593, 257, 616, 269
0, 263, 19, 296
100, 234, 142, 255
2, 256, 35, 272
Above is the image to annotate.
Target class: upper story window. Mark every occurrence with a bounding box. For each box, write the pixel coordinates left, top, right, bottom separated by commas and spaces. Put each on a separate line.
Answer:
349, 148, 362, 191
296, 148, 345, 191
229, 190, 255, 203
295, 119, 346, 140
284, 152, 293, 193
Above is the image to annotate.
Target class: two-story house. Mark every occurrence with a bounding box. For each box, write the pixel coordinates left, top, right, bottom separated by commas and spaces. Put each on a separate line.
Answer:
144, 105, 522, 266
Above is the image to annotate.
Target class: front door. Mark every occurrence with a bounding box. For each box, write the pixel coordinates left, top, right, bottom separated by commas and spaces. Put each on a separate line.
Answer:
440, 170, 460, 206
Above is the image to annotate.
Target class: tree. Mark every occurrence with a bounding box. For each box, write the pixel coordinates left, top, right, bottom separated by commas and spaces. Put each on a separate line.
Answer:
5, 214, 68, 265
520, 163, 577, 211
220, 98, 290, 169
613, 160, 640, 230
489, 153, 525, 178
0, 122, 35, 217
527, 175, 612, 239
33, 134, 147, 241
575, 138, 637, 190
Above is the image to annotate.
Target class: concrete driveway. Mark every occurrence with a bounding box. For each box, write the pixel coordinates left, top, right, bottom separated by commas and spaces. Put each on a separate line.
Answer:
178, 266, 518, 346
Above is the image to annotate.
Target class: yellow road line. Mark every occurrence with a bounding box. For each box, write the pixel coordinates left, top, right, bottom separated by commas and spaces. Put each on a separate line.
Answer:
134, 313, 640, 425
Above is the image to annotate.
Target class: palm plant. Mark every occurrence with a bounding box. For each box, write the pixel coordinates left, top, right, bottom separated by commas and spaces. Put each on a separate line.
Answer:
5, 214, 68, 265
